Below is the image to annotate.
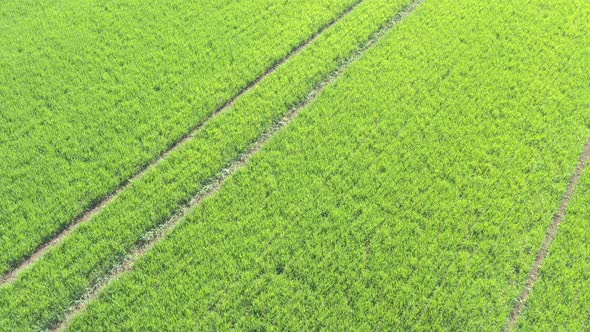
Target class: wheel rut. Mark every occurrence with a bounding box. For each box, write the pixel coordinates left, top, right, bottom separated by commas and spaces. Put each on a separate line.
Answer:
52, 1, 425, 330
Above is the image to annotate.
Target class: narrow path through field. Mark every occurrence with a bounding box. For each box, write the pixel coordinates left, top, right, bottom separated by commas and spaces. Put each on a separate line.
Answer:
506, 139, 590, 330
0, 0, 364, 287
52, 1, 424, 330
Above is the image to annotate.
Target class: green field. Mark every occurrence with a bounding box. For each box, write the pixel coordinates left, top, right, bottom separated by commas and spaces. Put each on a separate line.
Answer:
1, 0, 590, 330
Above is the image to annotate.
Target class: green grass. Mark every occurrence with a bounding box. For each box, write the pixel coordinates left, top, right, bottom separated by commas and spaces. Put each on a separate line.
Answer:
0, 0, 414, 330
62, 0, 590, 330
0, 0, 358, 275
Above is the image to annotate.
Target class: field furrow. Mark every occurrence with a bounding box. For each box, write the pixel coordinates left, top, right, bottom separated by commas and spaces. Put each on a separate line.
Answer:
60, 0, 590, 330
0, 0, 415, 330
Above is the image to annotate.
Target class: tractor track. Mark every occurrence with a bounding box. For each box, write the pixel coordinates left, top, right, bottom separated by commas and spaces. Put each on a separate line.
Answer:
52, 1, 425, 329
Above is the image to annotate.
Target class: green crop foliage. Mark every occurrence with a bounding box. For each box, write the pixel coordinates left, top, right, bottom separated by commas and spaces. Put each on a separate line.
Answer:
2, 0, 590, 330
503, 3, 590, 330
517, 174, 590, 330
0, 0, 414, 330
0, 0, 358, 275
518, 163, 590, 324
513, 4, 590, 326
64, 0, 590, 330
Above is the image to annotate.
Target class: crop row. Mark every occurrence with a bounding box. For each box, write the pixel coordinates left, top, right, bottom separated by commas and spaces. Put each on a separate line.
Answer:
64, 0, 590, 330
0, 0, 357, 275
0, 0, 414, 329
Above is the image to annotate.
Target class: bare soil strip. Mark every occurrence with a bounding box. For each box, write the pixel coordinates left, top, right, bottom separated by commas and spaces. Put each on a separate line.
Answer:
506, 139, 590, 330
52, 1, 424, 330
0, 0, 363, 286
